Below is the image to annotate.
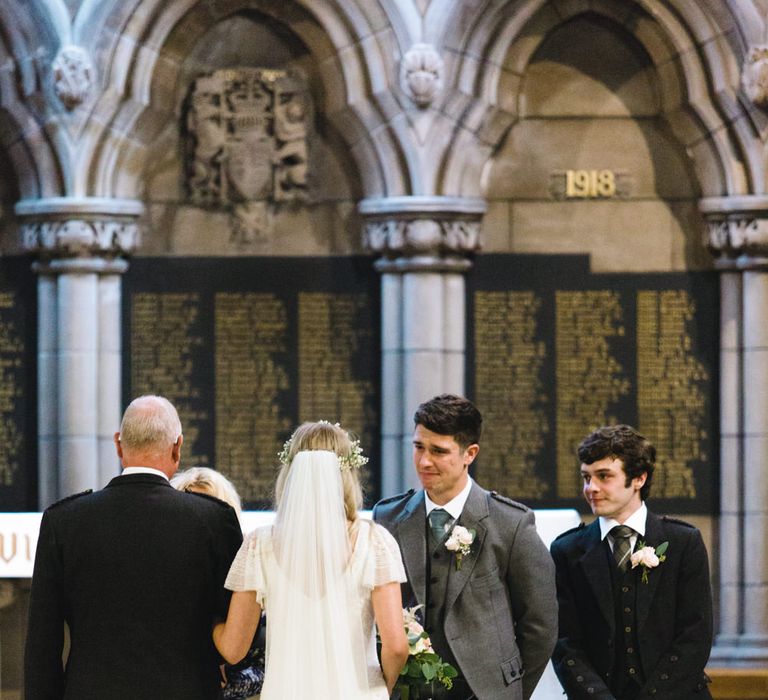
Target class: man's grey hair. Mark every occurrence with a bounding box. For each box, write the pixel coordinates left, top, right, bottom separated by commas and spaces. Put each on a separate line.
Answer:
119, 395, 182, 454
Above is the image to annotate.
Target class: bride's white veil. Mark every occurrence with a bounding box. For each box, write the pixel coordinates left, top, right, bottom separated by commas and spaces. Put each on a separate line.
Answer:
262, 449, 370, 699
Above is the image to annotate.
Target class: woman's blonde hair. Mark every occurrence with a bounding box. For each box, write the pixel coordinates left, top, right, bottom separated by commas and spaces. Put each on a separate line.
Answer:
275, 421, 364, 521
171, 466, 242, 515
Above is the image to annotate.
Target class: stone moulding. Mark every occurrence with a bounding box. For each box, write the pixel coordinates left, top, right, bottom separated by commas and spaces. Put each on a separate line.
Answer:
15, 197, 144, 259
700, 195, 768, 269
360, 196, 486, 272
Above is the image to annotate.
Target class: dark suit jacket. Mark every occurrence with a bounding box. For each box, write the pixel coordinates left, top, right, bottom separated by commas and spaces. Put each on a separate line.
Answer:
24, 473, 243, 700
373, 483, 557, 700
550, 511, 713, 700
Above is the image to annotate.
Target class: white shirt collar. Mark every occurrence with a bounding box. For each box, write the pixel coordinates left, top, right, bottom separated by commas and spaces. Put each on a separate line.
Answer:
121, 467, 170, 482
599, 501, 647, 541
424, 477, 473, 520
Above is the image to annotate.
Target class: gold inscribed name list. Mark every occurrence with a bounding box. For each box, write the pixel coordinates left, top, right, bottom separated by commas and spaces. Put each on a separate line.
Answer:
214, 293, 292, 502
637, 290, 707, 499
298, 293, 375, 490
130, 292, 209, 465
474, 291, 549, 498
0, 292, 23, 486
555, 291, 631, 498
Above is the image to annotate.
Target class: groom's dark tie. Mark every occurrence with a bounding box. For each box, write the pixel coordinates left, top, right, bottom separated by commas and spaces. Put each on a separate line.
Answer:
611, 525, 634, 572
429, 508, 452, 542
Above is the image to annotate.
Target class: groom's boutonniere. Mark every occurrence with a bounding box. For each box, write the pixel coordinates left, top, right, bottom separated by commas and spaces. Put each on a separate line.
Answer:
445, 525, 475, 570
630, 541, 669, 584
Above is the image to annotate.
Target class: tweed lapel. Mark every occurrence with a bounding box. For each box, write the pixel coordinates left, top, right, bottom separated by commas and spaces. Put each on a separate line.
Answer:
444, 483, 488, 613
578, 520, 615, 631
636, 510, 665, 632
396, 490, 428, 606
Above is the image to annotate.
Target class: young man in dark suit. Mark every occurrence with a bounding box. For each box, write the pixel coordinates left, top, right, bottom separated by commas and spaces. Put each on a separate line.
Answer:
24, 395, 243, 700
551, 424, 713, 700
374, 394, 557, 700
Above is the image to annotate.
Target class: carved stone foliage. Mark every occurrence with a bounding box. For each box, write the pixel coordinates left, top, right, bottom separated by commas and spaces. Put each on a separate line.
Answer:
742, 45, 768, 108
185, 68, 311, 243
21, 218, 139, 257
364, 216, 481, 258
53, 45, 95, 110
401, 44, 443, 107
705, 215, 768, 264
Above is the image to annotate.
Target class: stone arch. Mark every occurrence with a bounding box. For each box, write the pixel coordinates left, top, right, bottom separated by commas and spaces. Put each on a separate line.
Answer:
438, 0, 758, 200
0, 3, 65, 200
66, 0, 416, 200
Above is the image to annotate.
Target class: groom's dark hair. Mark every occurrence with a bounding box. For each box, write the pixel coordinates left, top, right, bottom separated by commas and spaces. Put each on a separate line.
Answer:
414, 394, 482, 449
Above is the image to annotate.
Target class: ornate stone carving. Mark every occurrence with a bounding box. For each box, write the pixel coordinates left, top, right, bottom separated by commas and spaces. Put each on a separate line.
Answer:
21, 218, 139, 257
185, 68, 311, 243
402, 44, 443, 107
364, 217, 481, 257
704, 214, 768, 265
53, 45, 95, 109
360, 196, 485, 271
742, 45, 768, 107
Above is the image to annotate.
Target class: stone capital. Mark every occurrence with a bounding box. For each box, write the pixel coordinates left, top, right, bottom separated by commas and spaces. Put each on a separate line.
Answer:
359, 196, 486, 273
700, 196, 768, 270
15, 197, 143, 262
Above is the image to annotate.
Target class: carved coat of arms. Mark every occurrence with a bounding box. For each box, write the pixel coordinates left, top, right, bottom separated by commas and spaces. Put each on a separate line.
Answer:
185, 68, 310, 243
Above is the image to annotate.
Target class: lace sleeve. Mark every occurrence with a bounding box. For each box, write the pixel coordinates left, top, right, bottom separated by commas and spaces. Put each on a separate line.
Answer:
362, 521, 407, 590
224, 526, 271, 606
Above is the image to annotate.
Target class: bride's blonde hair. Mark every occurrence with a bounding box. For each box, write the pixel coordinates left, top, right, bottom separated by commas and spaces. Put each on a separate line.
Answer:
275, 421, 364, 521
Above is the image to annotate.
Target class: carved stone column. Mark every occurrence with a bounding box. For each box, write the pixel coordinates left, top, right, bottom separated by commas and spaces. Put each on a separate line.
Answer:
360, 196, 485, 495
702, 195, 768, 665
15, 198, 142, 506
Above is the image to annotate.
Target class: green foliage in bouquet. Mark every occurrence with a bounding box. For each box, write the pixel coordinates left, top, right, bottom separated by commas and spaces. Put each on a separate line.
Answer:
396, 607, 458, 700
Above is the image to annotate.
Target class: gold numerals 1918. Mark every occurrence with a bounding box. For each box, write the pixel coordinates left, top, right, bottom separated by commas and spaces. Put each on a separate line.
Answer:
565, 170, 617, 198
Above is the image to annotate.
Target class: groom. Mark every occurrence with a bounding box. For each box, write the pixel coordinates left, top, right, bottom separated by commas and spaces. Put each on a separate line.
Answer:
374, 394, 557, 699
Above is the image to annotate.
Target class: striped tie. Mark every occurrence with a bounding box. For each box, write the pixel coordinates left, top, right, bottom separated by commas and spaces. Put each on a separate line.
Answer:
611, 525, 634, 573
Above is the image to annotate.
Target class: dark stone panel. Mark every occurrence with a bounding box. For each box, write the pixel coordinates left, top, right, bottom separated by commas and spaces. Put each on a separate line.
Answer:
466, 253, 718, 515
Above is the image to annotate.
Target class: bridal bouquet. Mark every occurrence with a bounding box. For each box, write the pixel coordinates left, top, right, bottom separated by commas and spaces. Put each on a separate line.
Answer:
396, 606, 458, 700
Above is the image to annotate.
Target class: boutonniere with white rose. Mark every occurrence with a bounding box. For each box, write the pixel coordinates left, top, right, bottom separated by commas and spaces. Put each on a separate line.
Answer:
444, 525, 476, 570
630, 541, 669, 584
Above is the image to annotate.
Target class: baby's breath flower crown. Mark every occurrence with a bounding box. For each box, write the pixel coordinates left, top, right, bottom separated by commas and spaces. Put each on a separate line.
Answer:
277, 421, 369, 471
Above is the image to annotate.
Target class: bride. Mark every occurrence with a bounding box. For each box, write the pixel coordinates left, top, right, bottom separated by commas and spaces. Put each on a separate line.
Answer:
213, 421, 409, 699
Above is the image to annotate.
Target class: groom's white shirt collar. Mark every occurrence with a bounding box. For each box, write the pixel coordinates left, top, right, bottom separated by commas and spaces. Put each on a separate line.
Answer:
120, 466, 170, 482
599, 501, 647, 541
424, 476, 473, 520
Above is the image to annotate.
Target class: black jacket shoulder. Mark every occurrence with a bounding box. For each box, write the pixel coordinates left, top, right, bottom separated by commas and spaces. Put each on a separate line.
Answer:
661, 515, 697, 529
185, 490, 238, 511
45, 489, 93, 511
553, 521, 586, 543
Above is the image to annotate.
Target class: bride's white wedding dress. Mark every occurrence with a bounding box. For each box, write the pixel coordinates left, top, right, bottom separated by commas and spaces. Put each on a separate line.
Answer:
224, 451, 406, 700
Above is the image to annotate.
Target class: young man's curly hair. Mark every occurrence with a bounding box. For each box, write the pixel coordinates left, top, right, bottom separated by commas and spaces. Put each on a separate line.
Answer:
577, 424, 656, 501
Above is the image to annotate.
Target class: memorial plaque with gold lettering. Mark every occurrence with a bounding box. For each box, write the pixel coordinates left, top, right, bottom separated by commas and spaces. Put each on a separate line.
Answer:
0, 257, 37, 510
123, 257, 380, 508
467, 254, 718, 515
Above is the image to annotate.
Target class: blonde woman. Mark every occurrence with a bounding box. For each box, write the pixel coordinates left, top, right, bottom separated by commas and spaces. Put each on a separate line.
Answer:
171, 467, 264, 700
213, 422, 409, 699
171, 467, 242, 516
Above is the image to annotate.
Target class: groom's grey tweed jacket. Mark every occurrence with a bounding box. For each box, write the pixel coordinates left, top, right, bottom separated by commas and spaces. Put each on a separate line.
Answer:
374, 482, 557, 700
